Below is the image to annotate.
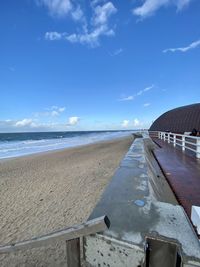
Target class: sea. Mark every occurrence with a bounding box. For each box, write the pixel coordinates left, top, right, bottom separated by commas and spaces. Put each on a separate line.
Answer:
0, 131, 133, 159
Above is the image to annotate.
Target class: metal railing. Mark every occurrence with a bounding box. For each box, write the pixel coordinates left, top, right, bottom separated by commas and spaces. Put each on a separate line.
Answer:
149, 131, 200, 159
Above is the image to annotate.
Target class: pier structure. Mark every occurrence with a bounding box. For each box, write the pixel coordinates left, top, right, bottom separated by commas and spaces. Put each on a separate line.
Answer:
84, 133, 200, 267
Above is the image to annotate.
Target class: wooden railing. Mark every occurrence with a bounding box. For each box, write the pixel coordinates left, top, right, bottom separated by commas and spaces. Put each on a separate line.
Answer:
149, 131, 200, 159
0, 215, 110, 267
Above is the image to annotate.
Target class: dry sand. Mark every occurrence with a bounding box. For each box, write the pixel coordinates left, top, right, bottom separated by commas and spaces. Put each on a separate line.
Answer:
0, 135, 133, 267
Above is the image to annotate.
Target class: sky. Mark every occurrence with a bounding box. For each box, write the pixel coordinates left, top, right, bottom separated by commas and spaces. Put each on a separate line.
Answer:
0, 0, 200, 132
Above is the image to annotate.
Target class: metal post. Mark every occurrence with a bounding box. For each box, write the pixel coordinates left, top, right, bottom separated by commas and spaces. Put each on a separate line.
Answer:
168, 133, 170, 143
173, 135, 176, 147
66, 238, 80, 267
182, 136, 185, 151
196, 139, 200, 159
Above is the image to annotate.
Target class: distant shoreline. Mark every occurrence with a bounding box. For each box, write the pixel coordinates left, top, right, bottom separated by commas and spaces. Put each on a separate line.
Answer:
0, 134, 132, 162
0, 131, 132, 160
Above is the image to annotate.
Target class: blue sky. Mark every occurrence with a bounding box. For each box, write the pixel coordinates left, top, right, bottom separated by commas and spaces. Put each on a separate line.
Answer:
0, 0, 200, 132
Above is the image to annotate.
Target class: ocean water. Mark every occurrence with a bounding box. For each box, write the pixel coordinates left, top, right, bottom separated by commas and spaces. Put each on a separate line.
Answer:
0, 131, 133, 159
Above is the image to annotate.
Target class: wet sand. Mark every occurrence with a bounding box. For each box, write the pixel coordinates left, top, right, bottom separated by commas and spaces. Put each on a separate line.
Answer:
0, 135, 133, 266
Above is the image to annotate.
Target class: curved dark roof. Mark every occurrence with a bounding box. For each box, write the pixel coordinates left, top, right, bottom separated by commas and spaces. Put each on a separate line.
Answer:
149, 103, 200, 133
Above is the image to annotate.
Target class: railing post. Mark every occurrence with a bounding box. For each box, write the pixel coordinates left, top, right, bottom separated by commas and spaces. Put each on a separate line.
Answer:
168, 133, 170, 143
196, 138, 200, 159
182, 136, 185, 151
173, 134, 176, 147
164, 133, 166, 141
66, 238, 81, 267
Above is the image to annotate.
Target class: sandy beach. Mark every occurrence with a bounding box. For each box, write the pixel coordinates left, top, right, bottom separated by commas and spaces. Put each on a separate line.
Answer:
0, 135, 133, 267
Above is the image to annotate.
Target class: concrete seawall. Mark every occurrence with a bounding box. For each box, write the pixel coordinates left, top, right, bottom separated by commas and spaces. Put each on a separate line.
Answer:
84, 133, 200, 267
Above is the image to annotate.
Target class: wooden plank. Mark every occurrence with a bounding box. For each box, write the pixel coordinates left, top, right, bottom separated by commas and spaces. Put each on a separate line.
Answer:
0, 215, 110, 254
66, 238, 80, 267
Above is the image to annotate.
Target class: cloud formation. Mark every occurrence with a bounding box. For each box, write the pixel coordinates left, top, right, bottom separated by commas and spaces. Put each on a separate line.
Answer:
119, 95, 134, 101
121, 118, 142, 129
37, 0, 85, 21
93, 2, 117, 26
137, 84, 154, 96
143, 103, 151, 107
68, 116, 80, 125
44, 1, 117, 47
119, 85, 154, 102
15, 119, 37, 128
34, 106, 66, 117
133, 0, 193, 18
163, 39, 200, 53
121, 120, 129, 127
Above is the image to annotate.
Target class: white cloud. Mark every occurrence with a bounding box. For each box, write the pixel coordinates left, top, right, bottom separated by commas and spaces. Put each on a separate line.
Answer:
91, 0, 106, 8
143, 103, 151, 107
119, 85, 154, 103
93, 2, 117, 26
110, 48, 123, 56
68, 116, 80, 126
51, 110, 59, 116
15, 119, 37, 128
176, 0, 193, 10
163, 39, 200, 53
44, 1, 117, 47
46, 25, 115, 47
45, 31, 63, 40
137, 84, 154, 96
64, 25, 115, 47
133, 118, 141, 127
34, 106, 66, 117
121, 120, 129, 128
49, 106, 66, 116
133, 0, 193, 18
71, 5, 84, 21
119, 95, 134, 101
37, 0, 73, 17
121, 118, 143, 129
58, 107, 66, 112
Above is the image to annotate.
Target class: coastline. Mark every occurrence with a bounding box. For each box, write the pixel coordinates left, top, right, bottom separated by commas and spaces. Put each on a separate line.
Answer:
0, 135, 133, 266
0, 134, 132, 162
0, 131, 132, 160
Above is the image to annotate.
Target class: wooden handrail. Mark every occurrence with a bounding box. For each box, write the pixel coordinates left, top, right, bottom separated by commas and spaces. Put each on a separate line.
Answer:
0, 215, 110, 254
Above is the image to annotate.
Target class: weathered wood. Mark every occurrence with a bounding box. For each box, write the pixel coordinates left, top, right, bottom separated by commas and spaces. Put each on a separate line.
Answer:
0, 215, 110, 254
66, 238, 80, 267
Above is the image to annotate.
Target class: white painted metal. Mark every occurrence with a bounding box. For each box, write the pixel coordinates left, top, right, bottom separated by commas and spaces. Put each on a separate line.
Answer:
149, 131, 200, 158
182, 136, 185, 151
196, 139, 200, 159
173, 135, 176, 147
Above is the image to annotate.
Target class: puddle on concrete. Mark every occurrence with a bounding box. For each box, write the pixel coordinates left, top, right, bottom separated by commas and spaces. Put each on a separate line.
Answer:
134, 199, 145, 207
